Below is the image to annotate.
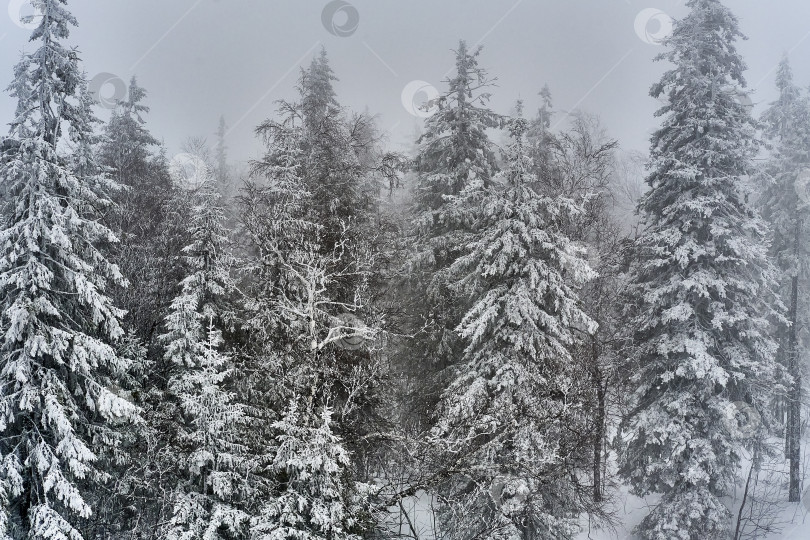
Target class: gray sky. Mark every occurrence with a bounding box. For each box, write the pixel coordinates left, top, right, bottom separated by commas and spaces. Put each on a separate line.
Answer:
1, 0, 810, 167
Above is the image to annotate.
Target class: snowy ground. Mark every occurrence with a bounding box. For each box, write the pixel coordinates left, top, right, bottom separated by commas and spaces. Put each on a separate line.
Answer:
576, 482, 809, 539
379, 407, 810, 539
576, 435, 810, 539
383, 468, 810, 540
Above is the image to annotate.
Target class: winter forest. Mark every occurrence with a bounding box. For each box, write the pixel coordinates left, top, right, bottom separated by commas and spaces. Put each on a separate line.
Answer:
2, 0, 810, 538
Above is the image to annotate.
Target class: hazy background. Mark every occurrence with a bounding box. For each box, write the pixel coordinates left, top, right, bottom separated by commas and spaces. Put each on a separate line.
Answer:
1, 0, 809, 167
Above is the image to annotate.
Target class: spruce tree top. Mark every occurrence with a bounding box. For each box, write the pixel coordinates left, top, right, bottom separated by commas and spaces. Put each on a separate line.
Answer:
647, 0, 755, 192
413, 40, 500, 212
300, 47, 340, 133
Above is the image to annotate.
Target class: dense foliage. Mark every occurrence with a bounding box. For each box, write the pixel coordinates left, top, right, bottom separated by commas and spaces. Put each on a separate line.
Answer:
0, 1, 806, 539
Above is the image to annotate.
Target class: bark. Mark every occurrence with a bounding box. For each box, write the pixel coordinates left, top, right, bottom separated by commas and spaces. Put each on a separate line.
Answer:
788, 218, 802, 503
591, 339, 605, 502
734, 459, 755, 540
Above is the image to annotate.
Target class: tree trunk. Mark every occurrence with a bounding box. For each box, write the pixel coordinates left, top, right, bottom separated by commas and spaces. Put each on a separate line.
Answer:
591, 339, 605, 502
734, 458, 756, 540
788, 219, 802, 503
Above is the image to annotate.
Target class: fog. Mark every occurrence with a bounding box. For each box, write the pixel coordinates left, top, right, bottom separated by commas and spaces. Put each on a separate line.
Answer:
1, 0, 808, 165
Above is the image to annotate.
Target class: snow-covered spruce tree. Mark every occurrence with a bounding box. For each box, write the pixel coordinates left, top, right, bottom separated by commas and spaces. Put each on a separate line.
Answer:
162, 180, 248, 539
292, 55, 387, 400
97, 76, 187, 538
0, 0, 139, 537
526, 85, 558, 195
527, 109, 623, 505
98, 76, 178, 349
619, 1, 782, 537
412, 41, 500, 212
252, 398, 368, 540
215, 116, 228, 185
759, 55, 810, 503
99, 75, 164, 238
431, 117, 596, 540
407, 41, 500, 423
212, 116, 237, 203
287, 46, 380, 364
300, 48, 339, 136
296, 48, 375, 284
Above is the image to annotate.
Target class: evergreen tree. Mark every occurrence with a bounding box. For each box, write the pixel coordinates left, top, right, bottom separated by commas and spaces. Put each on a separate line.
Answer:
243, 50, 386, 465
300, 49, 340, 137
388, 42, 502, 537
759, 55, 810, 503
99, 76, 162, 236
161, 180, 248, 539
240, 69, 385, 532
296, 48, 378, 305
212, 116, 239, 205
432, 117, 595, 539
526, 84, 557, 192
214, 117, 229, 188
98, 76, 177, 350
252, 399, 368, 540
97, 76, 187, 539
407, 40, 500, 421
0, 0, 138, 536
412, 41, 500, 210
619, 1, 782, 537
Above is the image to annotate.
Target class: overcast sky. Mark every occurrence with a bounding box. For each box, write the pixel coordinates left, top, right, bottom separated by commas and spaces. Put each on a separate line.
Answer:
2, 0, 810, 166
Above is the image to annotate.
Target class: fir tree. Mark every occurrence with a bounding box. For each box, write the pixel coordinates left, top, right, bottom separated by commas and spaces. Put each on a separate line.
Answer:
526, 84, 558, 193
162, 181, 248, 539
245, 49, 385, 462
412, 41, 500, 211
407, 40, 501, 422
759, 55, 810, 503
214, 117, 229, 187
212, 116, 238, 204
252, 398, 368, 540
0, 0, 138, 537
241, 82, 381, 536
432, 117, 595, 539
300, 48, 340, 137
619, 1, 782, 537
98, 76, 177, 349
296, 48, 377, 305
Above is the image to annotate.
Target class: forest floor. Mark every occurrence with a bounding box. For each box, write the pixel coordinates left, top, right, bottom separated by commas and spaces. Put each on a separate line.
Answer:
577, 420, 810, 539
381, 439, 810, 539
